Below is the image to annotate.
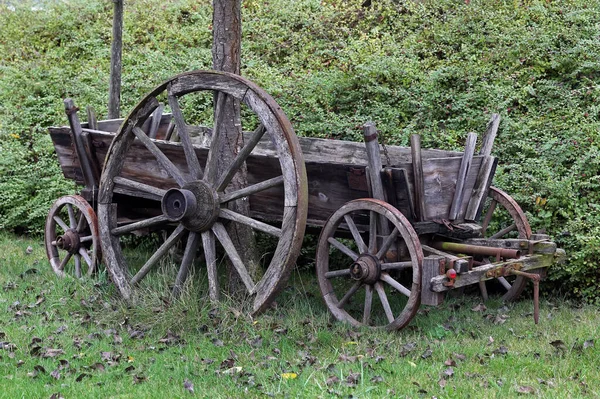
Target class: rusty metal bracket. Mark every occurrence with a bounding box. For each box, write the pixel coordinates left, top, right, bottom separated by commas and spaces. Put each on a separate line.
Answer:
509, 269, 541, 324
485, 263, 523, 279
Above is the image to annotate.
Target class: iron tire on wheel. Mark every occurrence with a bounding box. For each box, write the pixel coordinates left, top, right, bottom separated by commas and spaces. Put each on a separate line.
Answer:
98, 70, 308, 315
45, 195, 100, 278
316, 199, 422, 331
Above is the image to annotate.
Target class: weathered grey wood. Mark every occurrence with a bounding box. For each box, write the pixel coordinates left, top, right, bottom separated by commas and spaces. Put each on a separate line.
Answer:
422, 244, 470, 274
363, 285, 373, 325
380, 261, 413, 271
202, 91, 226, 185
167, 89, 203, 179
112, 176, 166, 200
110, 215, 169, 236
86, 106, 98, 131
480, 114, 500, 156
327, 237, 358, 261
172, 232, 200, 297
343, 214, 368, 254
410, 134, 426, 221
336, 281, 362, 309
429, 253, 554, 292
108, 0, 123, 119
465, 155, 496, 221
324, 269, 351, 279
420, 256, 445, 306
201, 230, 219, 302
130, 224, 186, 285
219, 208, 282, 237
211, 222, 256, 294
363, 123, 391, 237
375, 228, 399, 260
81, 131, 101, 189
64, 99, 97, 191
374, 281, 395, 323
148, 103, 164, 139
381, 272, 411, 297
449, 132, 477, 220
132, 126, 188, 186
216, 124, 266, 192
220, 175, 284, 203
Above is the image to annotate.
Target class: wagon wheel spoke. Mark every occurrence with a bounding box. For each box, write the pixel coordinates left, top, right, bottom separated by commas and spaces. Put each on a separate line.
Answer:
113, 176, 168, 199
132, 126, 187, 186
201, 230, 219, 302
219, 208, 282, 237
480, 199, 497, 236
212, 222, 256, 294
58, 252, 72, 271
374, 281, 395, 323
343, 214, 368, 254
203, 92, 227, 186
110, 215, 169, 236
219, 175, 284, 204
74, 254, 82, 278
363, 285, 373, 325
324, 269, 351, 279
336, 281, 362, 309
368, 211, 377, 253
327, 237, 358, 261
172, 232, 200, 298
381, 261, 413, 271
66, 204, 77, 229
380, 272, 411, 297
376, 227, 399, 260
79, 235, 94, 244
54, 216, 69, 232
167, 87, 203, 180
78, 247, 93, 267
76, 211, 86, 233
130, 224, 186, 285
216, 124, 266, 192
490, 223, 516, 239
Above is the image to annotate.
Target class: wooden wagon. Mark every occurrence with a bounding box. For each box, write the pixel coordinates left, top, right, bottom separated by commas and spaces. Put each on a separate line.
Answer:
46, 71, 565, 330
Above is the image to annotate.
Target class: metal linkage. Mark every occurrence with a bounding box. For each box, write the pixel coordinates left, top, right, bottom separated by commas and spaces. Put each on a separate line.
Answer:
509, 269, 541, 324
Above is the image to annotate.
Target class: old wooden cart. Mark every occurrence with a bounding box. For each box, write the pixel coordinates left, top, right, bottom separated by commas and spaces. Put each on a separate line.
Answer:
47, 70, 564, 330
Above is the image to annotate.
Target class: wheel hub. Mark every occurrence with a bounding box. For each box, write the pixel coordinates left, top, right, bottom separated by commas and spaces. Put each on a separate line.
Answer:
161, 180, 219, 232
349, 254, 381, 285
56, 229, 80, 254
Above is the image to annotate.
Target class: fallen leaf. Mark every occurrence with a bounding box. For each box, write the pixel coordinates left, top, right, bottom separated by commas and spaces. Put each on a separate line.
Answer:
281, 372, 297, 380
133, 374, 147, 384
326, 375, 339, 386
26, 246, 33, 254
370, 375, 383, 383
223, 366, 243, 375
517, 385, 535, 394
550, 340, 566, 351
49, 393, 64, 399
124, 365, 135, 373
494, 346, 509, 355
438, 378, 447, 388
42, 349, 65, 358
471, 303, 487, 312
75, 373, 91, 382
346, 372, 360, 386
50, 369, 60, 380
444, 359, 456, 367
487, 336, 495, 345
183, 379, 194, 393
453, 353, 467, 361
583, 340, 594, 349
212, 338, 224, 347
91, 362, 105, 372
443, 367, 454, 378
421, 348, 432, 359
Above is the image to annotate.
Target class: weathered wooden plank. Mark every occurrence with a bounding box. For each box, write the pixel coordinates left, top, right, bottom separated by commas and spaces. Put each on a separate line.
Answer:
449, 132, 477, 220
429, 253, 554, 293
363, 123, 390, 236
480, 114, 500, 156
420, 256, 445, 306
147, 103, 164, 139
108, 0, 123, 119
410, 134, 426, 221
465, 155, 497, 221
86, 106, 98, 130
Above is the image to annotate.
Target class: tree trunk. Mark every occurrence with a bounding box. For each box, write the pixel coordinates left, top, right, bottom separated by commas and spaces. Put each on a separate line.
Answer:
108, 0, 123, 119
212, 0, 260, 290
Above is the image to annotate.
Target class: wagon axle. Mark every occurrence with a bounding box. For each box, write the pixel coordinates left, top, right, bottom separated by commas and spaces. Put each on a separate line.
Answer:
350, 254, 381, 285
55, 229, 81, 254
161, 181, 219, 232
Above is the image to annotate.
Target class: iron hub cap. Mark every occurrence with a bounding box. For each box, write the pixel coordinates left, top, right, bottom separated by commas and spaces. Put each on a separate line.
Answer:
56, 229, 81, 254
350, 254, 381, 285
161, 180, 219, 232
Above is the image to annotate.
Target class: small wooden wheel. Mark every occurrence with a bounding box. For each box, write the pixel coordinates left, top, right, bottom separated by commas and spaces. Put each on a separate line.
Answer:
45, 195, 100, 278
316, 199, 422, 330
480, 186, 534, 301
98, 70, 308, 315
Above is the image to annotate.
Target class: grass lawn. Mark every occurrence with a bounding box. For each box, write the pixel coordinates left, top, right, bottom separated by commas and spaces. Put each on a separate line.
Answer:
0, 232, 598, 398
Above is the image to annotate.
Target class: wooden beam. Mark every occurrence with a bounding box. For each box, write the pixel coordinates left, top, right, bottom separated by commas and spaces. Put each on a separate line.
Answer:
449, 132, 477, 220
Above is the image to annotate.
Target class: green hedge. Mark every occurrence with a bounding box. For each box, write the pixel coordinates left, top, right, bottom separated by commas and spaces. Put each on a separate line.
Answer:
1, 0, 599, 301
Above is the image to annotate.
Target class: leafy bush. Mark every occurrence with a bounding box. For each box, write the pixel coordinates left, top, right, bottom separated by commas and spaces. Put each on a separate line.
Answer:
1, 0, 599, 301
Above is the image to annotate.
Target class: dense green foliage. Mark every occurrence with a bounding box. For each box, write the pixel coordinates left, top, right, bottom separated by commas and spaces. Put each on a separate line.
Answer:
1, 0, 599, 300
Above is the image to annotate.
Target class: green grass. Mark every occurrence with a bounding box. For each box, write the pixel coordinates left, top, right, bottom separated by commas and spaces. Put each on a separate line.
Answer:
1, 232, 598, 398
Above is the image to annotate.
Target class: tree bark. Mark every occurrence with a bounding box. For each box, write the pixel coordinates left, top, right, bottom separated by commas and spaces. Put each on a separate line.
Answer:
108, 0, 123, 119
212, 0, 260, 289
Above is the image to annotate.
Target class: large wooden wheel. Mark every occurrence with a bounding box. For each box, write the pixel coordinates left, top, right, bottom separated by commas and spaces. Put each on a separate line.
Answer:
480, 186, 534, 301
45, 195, 100, 278
316, 199, 422, 331
97, 70, 308, 315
